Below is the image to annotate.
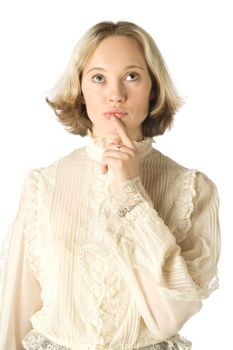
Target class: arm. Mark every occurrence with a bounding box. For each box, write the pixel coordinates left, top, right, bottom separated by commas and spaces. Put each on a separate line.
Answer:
0, 171, 42, 350
102, 171, 220, 340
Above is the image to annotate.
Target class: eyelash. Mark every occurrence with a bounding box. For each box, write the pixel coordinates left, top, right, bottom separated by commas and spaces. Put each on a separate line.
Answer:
92, 72, 140, 83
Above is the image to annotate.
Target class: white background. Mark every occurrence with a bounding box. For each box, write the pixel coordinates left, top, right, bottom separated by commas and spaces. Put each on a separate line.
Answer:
0, 0, 232, 349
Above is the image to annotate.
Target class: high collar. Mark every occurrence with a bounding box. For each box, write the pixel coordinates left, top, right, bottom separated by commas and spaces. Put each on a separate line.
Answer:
85, 129, 155, 163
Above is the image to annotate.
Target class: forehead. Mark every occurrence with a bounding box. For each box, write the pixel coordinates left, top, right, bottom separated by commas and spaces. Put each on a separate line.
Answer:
84, 35, 147, 70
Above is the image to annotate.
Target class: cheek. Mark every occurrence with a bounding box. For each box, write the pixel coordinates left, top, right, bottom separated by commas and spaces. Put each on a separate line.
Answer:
83, 85, 104, 104
132, 88, 151, 108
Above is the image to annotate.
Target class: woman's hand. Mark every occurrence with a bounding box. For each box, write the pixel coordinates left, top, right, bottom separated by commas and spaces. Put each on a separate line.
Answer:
100, 115, 140, 183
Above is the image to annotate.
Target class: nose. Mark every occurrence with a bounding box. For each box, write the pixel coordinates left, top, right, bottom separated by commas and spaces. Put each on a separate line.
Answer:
108, 81, 126, 104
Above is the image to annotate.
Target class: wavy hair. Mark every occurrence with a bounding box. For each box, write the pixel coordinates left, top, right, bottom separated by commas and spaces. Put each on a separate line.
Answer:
46, 21, 183, 137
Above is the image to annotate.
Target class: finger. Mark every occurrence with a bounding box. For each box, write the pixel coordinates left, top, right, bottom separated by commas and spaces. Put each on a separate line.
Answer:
107, 136, 121, 145
100, 155, 123, 175
103, 147, 132, 158
104, 144, 135, 158
100, 150, 130, 173
110, 116, 136, 150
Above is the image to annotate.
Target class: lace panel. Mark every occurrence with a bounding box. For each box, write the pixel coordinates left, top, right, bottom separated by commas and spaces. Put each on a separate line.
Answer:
22, 329, 70, 350
24, 164, 58, 310
136, 333, 191, 349
82, 163, 132, 344
171, 169, 197, 244
22, 330, 191, 350
96, 175, 154, 255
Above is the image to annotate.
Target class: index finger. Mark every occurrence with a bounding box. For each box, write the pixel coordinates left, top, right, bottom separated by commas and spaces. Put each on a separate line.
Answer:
111, 116, 137, 150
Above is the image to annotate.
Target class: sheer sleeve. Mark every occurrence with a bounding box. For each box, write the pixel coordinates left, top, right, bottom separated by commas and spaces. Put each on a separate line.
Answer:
100, 171, 220, 340
0, 170, 42, 350
179, 171, 220, 296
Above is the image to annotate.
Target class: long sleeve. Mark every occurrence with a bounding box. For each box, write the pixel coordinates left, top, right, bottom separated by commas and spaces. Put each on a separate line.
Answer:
0, 171, 42, 350
101, 170, 220, 341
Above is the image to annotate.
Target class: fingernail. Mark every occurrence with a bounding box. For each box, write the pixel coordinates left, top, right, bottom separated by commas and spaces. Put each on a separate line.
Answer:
111, 115, 117, 121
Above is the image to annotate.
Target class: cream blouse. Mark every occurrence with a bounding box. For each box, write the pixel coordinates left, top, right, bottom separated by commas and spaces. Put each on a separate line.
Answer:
0, 134, 220, 350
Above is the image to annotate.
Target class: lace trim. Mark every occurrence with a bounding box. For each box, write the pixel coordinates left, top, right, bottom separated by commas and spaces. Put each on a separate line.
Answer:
83, 163, 113, 258
170, 168, 220, 299
115, 176, 153, 203
100, 175, 153, 225
22, 329, 70, 350
136, 333, 192, 349
22, 330, 191, 350
24, 164, 58, 308
172, 169, 197, 244
88, 256, 106, 340
0, 168, 47, 315
112, 177, 148, 217
81, 163, 133, 344
94, 175, 153, 259
23, 169, 48, 306
88, 256, 131, 344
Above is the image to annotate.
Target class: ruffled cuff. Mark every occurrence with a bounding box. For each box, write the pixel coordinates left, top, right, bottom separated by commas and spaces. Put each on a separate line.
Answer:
97, 176, 154, 256
107, 176, 154, 218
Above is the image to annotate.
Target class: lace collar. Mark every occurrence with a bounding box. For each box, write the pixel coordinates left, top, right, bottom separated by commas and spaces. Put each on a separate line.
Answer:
85, 129, 155, 163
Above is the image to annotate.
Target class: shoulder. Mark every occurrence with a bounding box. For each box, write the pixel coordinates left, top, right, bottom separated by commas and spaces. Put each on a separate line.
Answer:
147, 148, 195, 190
17, 146, 87, 201
148, 148, 219, 214
193, 171, 219, 210
157, 158, 218, 242
149, 147, 217, 190
27, 145, 87, 178
46, 144, 87, 169
147, 147, 188, 174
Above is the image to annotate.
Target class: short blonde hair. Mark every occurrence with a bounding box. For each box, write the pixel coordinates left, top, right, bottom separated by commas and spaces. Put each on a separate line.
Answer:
46, 21, 183, 137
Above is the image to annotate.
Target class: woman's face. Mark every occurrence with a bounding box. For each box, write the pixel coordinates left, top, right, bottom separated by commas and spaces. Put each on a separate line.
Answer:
81, 35, 153, 141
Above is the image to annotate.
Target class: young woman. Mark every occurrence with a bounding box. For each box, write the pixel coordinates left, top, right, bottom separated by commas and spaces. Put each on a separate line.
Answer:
0, 21, 220, 350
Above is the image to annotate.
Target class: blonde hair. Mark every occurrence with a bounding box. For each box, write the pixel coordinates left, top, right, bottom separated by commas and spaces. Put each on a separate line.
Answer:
46, 21, 183, 137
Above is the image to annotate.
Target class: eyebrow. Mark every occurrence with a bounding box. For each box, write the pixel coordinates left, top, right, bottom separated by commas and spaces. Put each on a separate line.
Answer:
86, 65, 145, 74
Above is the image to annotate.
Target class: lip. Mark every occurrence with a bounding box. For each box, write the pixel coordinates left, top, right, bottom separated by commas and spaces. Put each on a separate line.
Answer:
104, 110, 128, 119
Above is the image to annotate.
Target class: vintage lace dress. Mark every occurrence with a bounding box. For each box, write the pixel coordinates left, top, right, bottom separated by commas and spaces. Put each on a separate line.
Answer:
0, 134, 220, 350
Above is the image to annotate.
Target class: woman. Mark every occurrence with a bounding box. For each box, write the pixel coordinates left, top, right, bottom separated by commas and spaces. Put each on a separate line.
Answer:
0, 21, 220, 350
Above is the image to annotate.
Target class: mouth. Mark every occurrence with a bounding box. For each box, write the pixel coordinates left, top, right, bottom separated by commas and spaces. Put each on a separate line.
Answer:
104, 112, 128, 119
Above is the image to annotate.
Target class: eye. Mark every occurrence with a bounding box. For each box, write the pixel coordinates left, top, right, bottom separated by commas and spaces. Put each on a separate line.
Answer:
92, 74, 104, 83
125, 72, 139, 81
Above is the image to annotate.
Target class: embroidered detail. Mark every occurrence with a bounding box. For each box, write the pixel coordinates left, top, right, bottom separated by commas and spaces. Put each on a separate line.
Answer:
22, 330, 191, 350
22, 329, 70, 350
134, 333, 191, 350
24, 167, 55, 308
167, 169, 220, 300
0, 167, 54, 315
112, 175, 155, 217
115, 202, 143, 217
88, 256, 106, 340
113, 176, 153, 206
102, 175, 153, 222
172, 169, 197, 244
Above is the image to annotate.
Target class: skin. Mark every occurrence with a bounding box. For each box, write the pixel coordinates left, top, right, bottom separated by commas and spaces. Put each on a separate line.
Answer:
81, 35, 154, 183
